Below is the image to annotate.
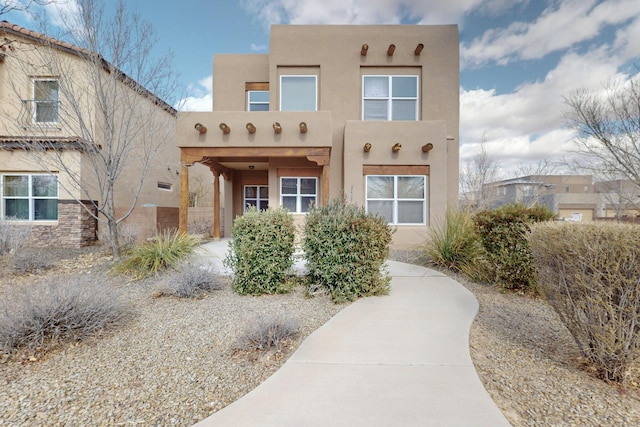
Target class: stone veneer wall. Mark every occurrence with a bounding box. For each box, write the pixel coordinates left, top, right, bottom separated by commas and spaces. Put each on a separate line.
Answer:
25, 200, 98, 248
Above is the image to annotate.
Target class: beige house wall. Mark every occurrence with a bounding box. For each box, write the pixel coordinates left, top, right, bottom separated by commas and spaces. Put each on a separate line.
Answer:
177, 24, 459, 249
0, 23, 198, 246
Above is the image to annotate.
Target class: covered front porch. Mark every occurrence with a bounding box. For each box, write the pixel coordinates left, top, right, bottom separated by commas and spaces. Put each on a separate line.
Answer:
176, 111, 333, 239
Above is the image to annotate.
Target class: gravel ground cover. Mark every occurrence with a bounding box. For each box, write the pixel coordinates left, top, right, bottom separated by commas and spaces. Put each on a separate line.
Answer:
0, 249, 343, 426
2, 247, 640, 426
391, 250, 640, 427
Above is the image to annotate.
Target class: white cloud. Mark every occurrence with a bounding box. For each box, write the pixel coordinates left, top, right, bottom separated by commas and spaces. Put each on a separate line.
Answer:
460, 43, 632, 177
462, 0, 640, 67
239, 0, 481, 27
178, 94, 213, 112
177, 75, 213, 111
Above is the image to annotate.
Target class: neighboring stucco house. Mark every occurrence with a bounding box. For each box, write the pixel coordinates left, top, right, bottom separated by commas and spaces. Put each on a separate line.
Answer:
0, 21, 189, 247
482, 175, 604, 221
177, 25, 460, 249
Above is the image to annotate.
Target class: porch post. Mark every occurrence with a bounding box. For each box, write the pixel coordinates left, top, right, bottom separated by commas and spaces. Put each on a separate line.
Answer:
322, 164, 330, 206
212, 171, 221, 240
179, 156, 189, 235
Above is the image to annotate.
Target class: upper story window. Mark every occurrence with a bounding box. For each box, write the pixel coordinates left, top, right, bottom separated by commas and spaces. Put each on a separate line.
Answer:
280, 75, 317, 111
362, 75, 418, 121
247, 91, 269, 111
33, 79, 59, 123
2, 174, 58, 221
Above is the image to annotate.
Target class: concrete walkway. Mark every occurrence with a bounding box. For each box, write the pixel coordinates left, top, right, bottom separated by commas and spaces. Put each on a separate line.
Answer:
194, 240, 511, 426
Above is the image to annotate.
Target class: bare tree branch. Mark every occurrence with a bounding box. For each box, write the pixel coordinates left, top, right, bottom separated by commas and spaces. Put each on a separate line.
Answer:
0, 0, 55, 17
2, 0, 179, 258
564, 75, 640, 189
460, 134, 503, 210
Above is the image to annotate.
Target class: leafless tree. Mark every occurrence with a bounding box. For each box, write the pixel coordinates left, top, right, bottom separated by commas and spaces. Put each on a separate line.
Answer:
5, 0, 179, 258
460, 135, 502, 210
0, 0, 55, 17
564, 74, 640, 191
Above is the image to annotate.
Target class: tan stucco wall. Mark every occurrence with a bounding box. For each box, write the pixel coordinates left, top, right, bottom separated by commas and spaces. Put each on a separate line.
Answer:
344, 120, 448, 249
268, 25, 460, 206
0, 30, 185, 215
213, 54, 269, 111
177, 24, 460, 248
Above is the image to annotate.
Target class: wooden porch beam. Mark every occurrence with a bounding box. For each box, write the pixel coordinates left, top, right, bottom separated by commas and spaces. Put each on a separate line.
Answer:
179, 150, 190, 235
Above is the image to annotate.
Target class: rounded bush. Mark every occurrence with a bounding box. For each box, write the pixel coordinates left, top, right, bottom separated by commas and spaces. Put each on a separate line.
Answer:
224, 207, 295, 295
530, 221, 640, 382
473, 203, 554, 292
303, 200, 392, 303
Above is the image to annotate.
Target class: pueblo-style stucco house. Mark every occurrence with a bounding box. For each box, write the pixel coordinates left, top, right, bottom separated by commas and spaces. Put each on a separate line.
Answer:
178, 25, 460, 249
0, 21, 187, 247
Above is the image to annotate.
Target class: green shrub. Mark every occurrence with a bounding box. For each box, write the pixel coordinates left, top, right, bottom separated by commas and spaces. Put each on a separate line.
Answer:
157, 263, 224, 298
116, 230, 200, 279
473, 203, 554, 292
0, 276, 132, 357
530, 222, 640, 383
424, 209, 484, 274
303, 199, 392, 303
224, 207, 295, 295
237, 314, 299, 351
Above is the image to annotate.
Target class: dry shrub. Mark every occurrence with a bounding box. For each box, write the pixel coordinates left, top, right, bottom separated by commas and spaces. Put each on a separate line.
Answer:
237, 314, 299, 351
530, 221, 640, 382
0, 275, 132, 357
11, 249, 55, 274
156, 264, 224, 298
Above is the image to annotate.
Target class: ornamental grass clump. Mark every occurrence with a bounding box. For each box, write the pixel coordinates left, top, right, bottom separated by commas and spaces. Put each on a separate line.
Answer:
115, 229, 201, 280
303, 199, 392, 303
530, 221, 640, 383
473, 203, 554, 292
424, 209, 484, 277
0, 276, 132, 357
224, 207, 296, 295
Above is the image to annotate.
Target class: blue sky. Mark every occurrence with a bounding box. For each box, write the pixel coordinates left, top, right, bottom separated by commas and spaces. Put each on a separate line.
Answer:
5, 0, 640, 177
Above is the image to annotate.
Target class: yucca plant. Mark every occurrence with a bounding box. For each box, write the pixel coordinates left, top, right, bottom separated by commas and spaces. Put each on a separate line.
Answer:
115, 230, 200, 279
424, 209, 483, 274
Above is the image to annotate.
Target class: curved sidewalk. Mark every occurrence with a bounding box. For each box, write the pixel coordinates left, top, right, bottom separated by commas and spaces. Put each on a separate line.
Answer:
195, 247, 511, 426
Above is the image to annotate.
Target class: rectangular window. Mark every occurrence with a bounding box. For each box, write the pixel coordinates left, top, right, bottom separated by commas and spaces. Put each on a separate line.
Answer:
280, 177, 317, 213
247, 90, 269, 111
33, 79, 59, 123
366, 175, 426, 225
362, 75, 418, 121
244, 185, 269, 211
2, 174, 58, 220
280, 75, 317, 111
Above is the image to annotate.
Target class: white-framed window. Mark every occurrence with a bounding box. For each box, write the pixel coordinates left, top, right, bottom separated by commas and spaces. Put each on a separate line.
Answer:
366, 175, 426, 225
362, 75, 418, 121
247, 90, 269, 111
280, 75, 317, 111
1, 174, 58, 221
280, 177, 317, 213
32, 78, 59, 123
244, 185, 269, 210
